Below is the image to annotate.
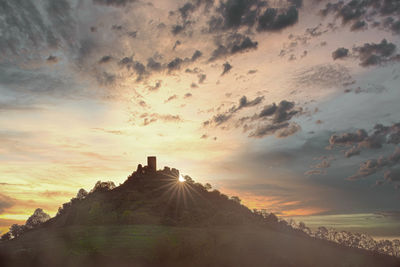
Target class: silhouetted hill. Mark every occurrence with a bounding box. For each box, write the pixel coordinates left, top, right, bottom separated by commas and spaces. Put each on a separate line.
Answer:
1, 165, 399, 267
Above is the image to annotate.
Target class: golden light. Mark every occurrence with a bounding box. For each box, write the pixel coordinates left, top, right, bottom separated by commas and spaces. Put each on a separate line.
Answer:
178, 174, 185, 183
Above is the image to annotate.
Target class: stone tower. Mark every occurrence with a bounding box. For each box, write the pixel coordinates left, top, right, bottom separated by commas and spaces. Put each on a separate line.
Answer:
147, 156, 156, 172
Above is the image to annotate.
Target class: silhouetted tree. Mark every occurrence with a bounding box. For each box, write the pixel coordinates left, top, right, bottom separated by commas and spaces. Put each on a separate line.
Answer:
91, 180, 116, 193
230, 196, 241, 204
204, 183, 212, 191
25, 208, 50, 228
1, 232, 11, 241
76, 188, 88, 200
9, 224, 27, 238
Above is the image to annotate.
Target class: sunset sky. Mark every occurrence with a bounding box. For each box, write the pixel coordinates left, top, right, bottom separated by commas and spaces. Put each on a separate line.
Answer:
1, 0, 400, 238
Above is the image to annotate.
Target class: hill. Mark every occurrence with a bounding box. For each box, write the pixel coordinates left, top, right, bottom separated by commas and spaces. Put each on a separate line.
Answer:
0, 163, 399, 267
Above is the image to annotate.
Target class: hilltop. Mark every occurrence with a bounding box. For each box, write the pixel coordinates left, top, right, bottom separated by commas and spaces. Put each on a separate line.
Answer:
0, 159, 399, 267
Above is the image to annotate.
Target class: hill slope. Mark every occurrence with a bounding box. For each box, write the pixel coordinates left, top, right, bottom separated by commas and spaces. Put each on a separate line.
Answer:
1, 166, 399, 267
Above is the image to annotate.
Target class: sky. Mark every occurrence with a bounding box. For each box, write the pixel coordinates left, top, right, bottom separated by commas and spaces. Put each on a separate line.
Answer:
1, 0, 400, 238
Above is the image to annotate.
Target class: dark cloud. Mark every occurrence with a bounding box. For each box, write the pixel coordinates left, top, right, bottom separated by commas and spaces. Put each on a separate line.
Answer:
173, 40, 181, 50
99, 55, 112, 64
46, 55, 58, 63
353, 39, 399, 67
237, 95, 264, 110
97, 72, 116, 85
184, 93, 192, 98
329, 129, 368, 146
164, 94, 178, 103
271, 100, 298, 123
332, 47, 349, 60
92, 0, 137, 7
259, 103, 277, 117
118, 56, 133, 68
191, 82, 198, 88
204, 95, 265, 127
350, 20, 367, 31
249, 122, 290, 138
167, 57, 184, 71
201, 134, 208, 139
148, 80, 162, 91
344, 146, 361, 158
209, 34, 258, 61
245, 100, 302, 138
276, 123, 301, 138
0, 194, 14, 214
384, 168, 400, 183
179, 3, 196, 20
147, 58, 162, 71
221, 62, 232, 75
231, 36, 258, 54
329, 123, 400, 161
191, 50, 203, 61
347, 147, 400, 181
320, 0, 400, 34
257, 6, 299, 32
256, 100, 299, 123
172, 24, 185, 35
198, 74, 207, 83
207, 1, 300, 33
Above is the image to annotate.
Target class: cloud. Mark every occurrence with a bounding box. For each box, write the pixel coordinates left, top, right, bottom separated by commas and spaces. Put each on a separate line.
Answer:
304, 169, 326, 177
347, 147, 400, 181
257, 6, 299, 32
293, 64, 352, 88
164, 94, 178, 103
46, 55, 58, 63
99, 55, 113, 64
198, 74, 207, 83
344, 146, 361, 158
191, 50, 203, 61
0, 0, 77, 58
0, 194, 14, 214
167, 57, 184, 71
92, 0, 138, 7
148, 80, 162, 91
353, 39, 399, 67
350, 20, 367, 31
236, 95, 264, 110
231, 36, 258, 54
320, 0, 400, 35
384, 168, 400, 183
249, 122, 290, 138
256, 100, 300, 123
329, 123, 400, 157
142, 113, 182, 126
204, 95, 265, 127
243, 100, 302, 138
276, 123, 301, 138
332, 47, 349, 60
209, 33, 258, 61
221, 62, 232, 75
329, 129, 368, 146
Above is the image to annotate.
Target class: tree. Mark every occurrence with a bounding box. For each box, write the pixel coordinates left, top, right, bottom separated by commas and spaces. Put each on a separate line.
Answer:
1, 232, 11, 241
25, 208, 50, 228
90, 180, 116, 193
9, 224, 27, 238
230, 196, 241, 204
204, 183, 212, 191
76, 188, 88, 200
